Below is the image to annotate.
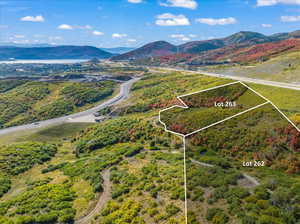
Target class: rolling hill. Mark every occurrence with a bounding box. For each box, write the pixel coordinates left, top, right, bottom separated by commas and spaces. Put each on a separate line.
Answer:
186, 38, 300, 65
0, 46, 113, 60
132, 38, 300, 69
110, 41, 177, 60
179, 31, 271, 54
111, 30, 300, 63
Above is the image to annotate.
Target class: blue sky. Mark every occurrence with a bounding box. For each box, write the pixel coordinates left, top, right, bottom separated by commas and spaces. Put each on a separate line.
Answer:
0, 0, 300, 48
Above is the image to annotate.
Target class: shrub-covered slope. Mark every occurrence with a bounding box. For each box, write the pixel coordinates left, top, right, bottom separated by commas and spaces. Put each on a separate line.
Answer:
0, 80, 115, 128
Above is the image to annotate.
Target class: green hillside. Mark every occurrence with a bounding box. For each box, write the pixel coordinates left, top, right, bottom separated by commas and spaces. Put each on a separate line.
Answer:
207, 50, 300, 83
186, 104, 300, 223
0, 80, 116, 128
0, 70, 299, 224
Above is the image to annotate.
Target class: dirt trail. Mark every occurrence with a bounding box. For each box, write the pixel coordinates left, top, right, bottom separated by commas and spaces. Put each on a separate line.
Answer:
75, 169, 111, 224
190, 159, 214, 168
190, 159, 260, 187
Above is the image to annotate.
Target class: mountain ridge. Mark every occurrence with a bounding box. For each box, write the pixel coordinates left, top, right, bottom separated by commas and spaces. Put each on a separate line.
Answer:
0, 45, 113, 60
111, 30, 300, 61
110, 41, 177, 61
1, 30, 299, 61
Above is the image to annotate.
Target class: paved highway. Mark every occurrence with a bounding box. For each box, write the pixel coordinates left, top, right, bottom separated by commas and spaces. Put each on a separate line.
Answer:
0, 77, 139, 136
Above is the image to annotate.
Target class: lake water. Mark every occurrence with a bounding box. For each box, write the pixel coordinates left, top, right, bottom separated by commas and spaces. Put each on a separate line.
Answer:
0, 59, 90, 64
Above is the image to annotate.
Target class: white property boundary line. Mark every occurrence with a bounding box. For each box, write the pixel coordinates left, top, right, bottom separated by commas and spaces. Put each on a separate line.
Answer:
241, 82, 300, 133
159, 81, 242, 137
185, 101, 270, 137
158, 81, 300, 224
159, 80, 300, 136
183, 136, 187, 224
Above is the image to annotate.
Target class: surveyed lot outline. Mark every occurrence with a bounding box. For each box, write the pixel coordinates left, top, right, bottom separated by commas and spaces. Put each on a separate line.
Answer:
159, 81, 300, 137
158, 81, 300, 224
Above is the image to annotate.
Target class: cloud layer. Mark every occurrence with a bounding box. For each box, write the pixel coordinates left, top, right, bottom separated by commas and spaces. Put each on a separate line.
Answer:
112, 33, 128, 38
93, 31, 104, 36
58, 24, 73, 30
160, 0, 197, 9
127, 0, 142, 3
57, 24, 93, 30
196, 17, 237, 26
261, 23, 272, 27
257, 0, 300, 6
20, 15, 44, 22
170, 34, 190, 41
156, 13, 190, 26
281, 15, 300, 22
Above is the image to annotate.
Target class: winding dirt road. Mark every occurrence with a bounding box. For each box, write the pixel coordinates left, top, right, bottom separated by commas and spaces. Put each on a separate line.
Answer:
75, 169, 111, 224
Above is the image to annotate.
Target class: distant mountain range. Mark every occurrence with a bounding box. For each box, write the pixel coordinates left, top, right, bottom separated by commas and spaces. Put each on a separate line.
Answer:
0, 46, 113, 60
0, 43, 135, 54
1, 30, 299, 62
111, 30, 300, 64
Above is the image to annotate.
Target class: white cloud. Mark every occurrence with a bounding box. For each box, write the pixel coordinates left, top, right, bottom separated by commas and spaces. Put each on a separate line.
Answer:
181, 37, 190, 41
257, 0, 300, 6
93, 30, 104, 36
196, 17, 237, 25
281, 15, 300, 22
20, 15, 45, 22
128, 0, 142, 3
14, 35, 25, 38
75, 25, 92, 30
170, 34, 191, 41
261, 23, 272, 27
160, 0, 197, 9
189, 34, 197, 38
127, 38, 137, 42
49, 36, 63, 41
156, 13, 190, 26
57, 24, 92, 30
12, 39, 30, 44
112, 33, 128, 38
170, 34, 185, 38
34, 34, 44, 38
58, 24, 73, 30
